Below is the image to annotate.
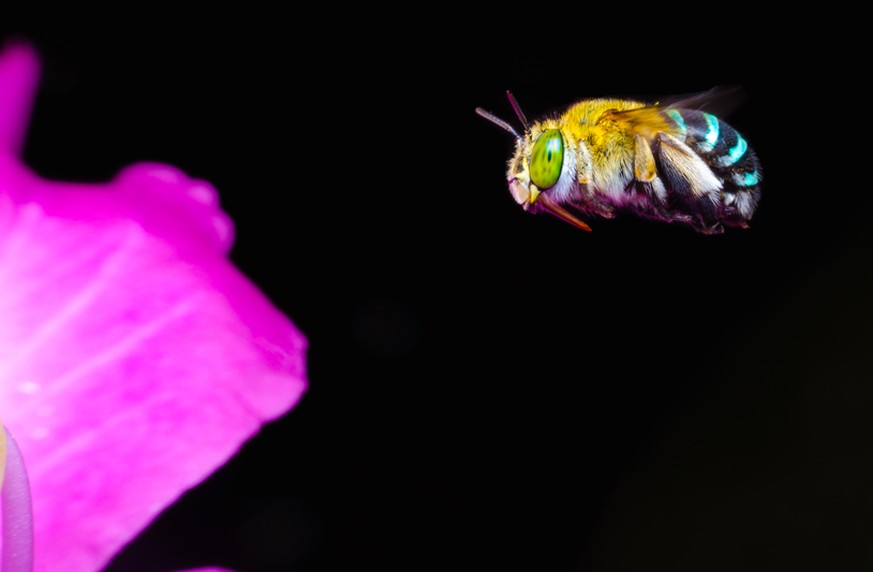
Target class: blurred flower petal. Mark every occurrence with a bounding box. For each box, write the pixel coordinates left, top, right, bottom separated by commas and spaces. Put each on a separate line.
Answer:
0, 43, 307, 571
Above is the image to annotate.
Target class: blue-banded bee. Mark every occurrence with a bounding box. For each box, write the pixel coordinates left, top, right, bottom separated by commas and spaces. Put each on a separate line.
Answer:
476, 89, 761, 234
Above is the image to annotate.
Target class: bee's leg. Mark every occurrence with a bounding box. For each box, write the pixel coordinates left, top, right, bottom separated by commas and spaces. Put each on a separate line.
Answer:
633, 135, 669, 207
693, 220, 726, 234
653, 132, 725, 229
720, 189, 757, 229
630, 135, 680, 224
628, 192, 694, 227
633, 135, 657, 182
654, 133, 722, 203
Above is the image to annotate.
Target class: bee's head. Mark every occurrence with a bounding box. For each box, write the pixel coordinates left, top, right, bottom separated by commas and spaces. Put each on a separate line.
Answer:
477, 96, 592, 232
507, 128, 565, 212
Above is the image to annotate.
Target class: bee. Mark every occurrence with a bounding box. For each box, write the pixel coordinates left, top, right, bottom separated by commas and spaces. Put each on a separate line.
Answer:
476, 89, 761, 234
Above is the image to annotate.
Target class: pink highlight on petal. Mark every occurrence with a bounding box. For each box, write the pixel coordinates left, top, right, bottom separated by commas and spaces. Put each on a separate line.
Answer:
0, 43, 307, 571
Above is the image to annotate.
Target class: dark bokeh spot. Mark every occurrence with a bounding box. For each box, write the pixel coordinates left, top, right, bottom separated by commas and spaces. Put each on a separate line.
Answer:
238, 496, 321, 571
353, 297, 418, 359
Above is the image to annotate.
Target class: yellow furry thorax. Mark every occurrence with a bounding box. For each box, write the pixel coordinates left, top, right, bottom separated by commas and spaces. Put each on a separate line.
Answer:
528, 99, 674, 155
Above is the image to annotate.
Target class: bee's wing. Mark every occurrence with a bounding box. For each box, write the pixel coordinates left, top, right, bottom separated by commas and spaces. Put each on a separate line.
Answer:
657, 85, 747, 117
606, 105, 679, 139
607, 86, 745, 136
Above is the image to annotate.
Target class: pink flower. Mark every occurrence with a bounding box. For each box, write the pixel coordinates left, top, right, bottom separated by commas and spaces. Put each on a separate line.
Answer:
0, 41, 307, 571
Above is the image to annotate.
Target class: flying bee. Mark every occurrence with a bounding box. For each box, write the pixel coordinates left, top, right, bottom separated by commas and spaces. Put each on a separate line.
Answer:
476, 89, 761, 234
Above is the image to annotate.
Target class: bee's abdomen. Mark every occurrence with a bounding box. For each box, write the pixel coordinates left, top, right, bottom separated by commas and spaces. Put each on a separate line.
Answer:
666, 108, 761, 225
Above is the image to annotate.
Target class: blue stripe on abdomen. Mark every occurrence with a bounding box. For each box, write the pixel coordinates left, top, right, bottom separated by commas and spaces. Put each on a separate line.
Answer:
674, 110, 754, 172
666, 109, 687, 137
721, 134, 748, 166
732, 169, 760, 187
700, 113, 719, 152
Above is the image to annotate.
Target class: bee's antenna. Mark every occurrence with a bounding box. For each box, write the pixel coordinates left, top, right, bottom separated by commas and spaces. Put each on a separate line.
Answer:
506, 91, 530, 132
475, 107, 522, 141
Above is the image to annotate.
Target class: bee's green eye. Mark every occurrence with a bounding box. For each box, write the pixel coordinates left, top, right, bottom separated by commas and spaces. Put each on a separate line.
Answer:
530, 129, 564, 189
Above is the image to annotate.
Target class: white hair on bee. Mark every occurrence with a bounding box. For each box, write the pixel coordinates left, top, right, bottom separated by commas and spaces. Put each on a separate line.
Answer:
547, 138, 578, 206
650, 177, 668, 203
590, 150, 635, 206
657, 133, 723, 201
735, 191, 756, 219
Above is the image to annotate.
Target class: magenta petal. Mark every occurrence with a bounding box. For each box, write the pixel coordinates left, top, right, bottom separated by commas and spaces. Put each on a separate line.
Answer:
0, 55, 307, 572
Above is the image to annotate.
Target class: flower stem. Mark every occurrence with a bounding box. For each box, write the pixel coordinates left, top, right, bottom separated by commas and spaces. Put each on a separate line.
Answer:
1, 426, 33, 572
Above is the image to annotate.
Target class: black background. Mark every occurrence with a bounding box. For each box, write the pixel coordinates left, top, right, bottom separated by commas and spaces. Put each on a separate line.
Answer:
4, 16, 872, 572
